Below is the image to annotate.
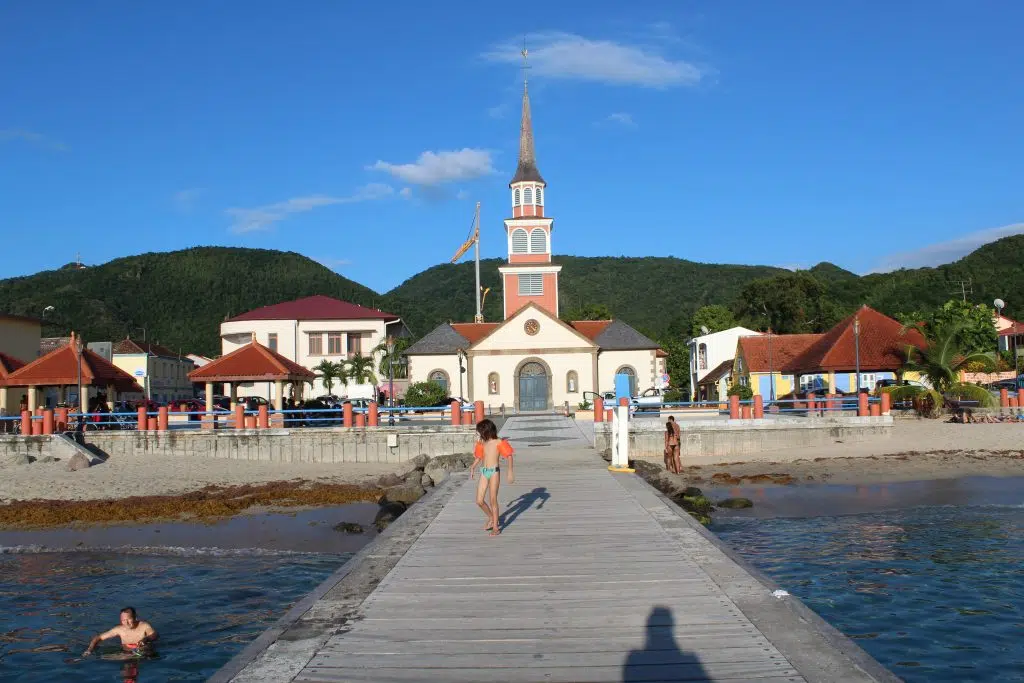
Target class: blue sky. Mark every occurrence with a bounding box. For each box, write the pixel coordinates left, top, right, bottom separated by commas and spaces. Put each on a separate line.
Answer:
2, 1, 1023, 293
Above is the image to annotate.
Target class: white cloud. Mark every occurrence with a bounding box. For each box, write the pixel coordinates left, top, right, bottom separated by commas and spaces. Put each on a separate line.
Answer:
369, 149, 495, 186
872, 223, 1024, 272
226, 183, 394, 233
482, 31, 703, 88
399, 187, 413, 198
0, 128, 68, 151
605, 112, 636, 127
173, 187, 204, 212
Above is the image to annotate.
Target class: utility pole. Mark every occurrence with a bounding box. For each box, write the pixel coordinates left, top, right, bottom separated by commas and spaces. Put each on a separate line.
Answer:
951, 278, 973, 302
473, 202, 482, 323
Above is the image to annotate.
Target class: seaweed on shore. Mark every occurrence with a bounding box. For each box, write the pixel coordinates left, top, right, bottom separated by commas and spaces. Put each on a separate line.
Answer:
0, 480, 383, 530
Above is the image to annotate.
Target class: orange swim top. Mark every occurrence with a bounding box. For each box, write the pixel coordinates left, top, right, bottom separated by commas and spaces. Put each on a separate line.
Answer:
474, 439, 515, 459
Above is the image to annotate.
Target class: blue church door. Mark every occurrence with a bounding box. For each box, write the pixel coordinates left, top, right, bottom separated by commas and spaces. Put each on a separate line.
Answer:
518, 362, 548, 412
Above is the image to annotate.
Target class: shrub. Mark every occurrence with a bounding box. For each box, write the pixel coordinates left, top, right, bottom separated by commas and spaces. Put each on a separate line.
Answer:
727, 383, 753, 400
663, 388, 686, 403
577, 399, 592, 410
403, 381, 448, 407
946, 382, 997, 409
913, 388, 945, 418
880, 384, 924, 408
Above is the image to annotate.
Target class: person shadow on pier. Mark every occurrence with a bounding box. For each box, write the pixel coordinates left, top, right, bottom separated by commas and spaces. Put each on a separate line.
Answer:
500, 487, 550, 528
623, 606, 708, 682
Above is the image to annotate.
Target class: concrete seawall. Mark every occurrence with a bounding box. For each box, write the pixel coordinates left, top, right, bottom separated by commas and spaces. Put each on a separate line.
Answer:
0, 426, 477, 464
595, 415, 893, 461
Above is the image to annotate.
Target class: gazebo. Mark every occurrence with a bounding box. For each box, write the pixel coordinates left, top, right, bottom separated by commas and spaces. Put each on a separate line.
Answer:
2, 332, 142, 413
188, 339, 316, 421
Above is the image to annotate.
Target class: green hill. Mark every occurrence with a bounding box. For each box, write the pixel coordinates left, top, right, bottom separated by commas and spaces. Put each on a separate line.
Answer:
3, 236, 1023, 356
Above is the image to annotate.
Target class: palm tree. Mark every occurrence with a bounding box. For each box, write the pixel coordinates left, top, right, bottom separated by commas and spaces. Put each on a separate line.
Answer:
313, 359, 343, 395
344, 354, 378, 385
373, 338, 410, 379
903, 322, 994, 394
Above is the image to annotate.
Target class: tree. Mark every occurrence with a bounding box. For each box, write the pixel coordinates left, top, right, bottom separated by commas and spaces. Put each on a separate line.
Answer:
344, 354, 378, 384
373, 337, 410, 379
561, 302, 613, 322
314, 360, 342, 395
902, 321, 994, 393
734, 272, 843, 334
897, 300, 997, 356
691, 305, 736, 336
658, 336, 690, 398
404, 381, 448, 407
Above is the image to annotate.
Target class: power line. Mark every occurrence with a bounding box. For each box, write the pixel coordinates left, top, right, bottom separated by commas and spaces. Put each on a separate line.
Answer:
950, 277, 973, 302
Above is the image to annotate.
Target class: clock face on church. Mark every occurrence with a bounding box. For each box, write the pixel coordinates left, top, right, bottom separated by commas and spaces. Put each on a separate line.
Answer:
524, 319, 540, 336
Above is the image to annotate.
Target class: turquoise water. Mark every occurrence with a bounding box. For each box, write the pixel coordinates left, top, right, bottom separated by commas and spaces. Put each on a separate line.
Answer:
714, 502, 1023, 682
0, 549, 345, 681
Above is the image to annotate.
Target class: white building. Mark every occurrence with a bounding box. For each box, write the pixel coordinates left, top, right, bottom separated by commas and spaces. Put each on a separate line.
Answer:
112, 338, 196, 403
218, 296, 408, 400
404, 80, 665, 412
689, 326, 763, 401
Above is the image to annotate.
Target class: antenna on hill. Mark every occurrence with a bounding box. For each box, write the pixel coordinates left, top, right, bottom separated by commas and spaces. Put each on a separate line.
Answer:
951, 277, 973, 302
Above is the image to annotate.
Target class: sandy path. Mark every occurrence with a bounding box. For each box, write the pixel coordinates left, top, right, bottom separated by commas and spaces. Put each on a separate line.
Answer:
0, 457, 402, 503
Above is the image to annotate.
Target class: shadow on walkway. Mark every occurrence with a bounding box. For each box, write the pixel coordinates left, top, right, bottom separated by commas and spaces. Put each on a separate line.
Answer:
500, 487, 550, 528
623, 606, 708, 682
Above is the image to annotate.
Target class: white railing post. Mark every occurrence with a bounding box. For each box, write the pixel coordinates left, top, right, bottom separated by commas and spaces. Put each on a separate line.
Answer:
608, 404, 634, 472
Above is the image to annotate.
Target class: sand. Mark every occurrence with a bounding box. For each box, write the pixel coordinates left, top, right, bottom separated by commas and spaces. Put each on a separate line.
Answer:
0, 457, 403, 504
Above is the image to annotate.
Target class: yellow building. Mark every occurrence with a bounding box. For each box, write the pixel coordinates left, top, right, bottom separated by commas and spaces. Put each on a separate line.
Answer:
0, 313, 41, 415
112, 338, 196, 403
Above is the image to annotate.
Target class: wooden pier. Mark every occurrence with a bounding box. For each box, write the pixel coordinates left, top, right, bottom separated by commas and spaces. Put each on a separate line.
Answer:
218, 415, 898, 683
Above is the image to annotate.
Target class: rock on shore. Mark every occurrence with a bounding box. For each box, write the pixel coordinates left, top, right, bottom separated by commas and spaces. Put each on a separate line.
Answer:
372, 452, 474, 531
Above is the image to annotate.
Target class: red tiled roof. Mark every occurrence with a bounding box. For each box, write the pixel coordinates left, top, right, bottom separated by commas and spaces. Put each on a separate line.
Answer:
451, 323, 500, 344
701, 358, 734, 384
3, 334, 142, 391
112, 338, 180, 358
738, 334, 822, 373
999, 327, 1022, 337
189, 341, 317, 382
569, 320, 613, 341
227, 295, 399, 323
0, 351, 27, 379
792, 306, 926, 373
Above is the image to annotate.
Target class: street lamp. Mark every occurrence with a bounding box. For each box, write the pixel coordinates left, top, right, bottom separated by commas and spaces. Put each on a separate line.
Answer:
457, 349, 466, 400
762, 305, 775, 402
386, 336, 396, 426
854, 317, 861, 393
996, 298, 1019, 389
75, 333, 85, 418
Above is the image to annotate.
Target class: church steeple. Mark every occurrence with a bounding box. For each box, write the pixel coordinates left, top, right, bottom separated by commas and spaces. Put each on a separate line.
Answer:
511, 80, 545, 185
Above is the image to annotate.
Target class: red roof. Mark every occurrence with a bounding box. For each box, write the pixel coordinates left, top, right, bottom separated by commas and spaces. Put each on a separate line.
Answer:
569, 320, 613, 341
112, 338, 181, 358
999, 327, 1022, 337
738, 334, 822, 373
189, 341, 317, 382
451, 323, 500, 344
793, 306, 926, 372
0, 351, 26, 379
3, 334, 142, 391
227, 295, 399, 323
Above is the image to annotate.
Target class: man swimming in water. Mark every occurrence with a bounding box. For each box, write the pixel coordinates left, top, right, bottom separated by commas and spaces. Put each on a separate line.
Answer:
82, 607, 158, 657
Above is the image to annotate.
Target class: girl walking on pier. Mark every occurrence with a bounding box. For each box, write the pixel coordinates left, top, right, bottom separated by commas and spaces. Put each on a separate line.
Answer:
470, 419, 514, 536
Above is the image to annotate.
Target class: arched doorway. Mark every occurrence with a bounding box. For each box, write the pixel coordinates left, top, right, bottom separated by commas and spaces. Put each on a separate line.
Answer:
616, 365, 638, 396
517, 361, 549, 412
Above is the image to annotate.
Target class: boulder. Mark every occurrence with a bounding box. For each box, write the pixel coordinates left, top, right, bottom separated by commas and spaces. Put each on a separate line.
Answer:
374, 500, 407, 531
396, 453, 431, 478
376, 473, 403, 488
631, 460, 662, 479
66, 452, 93, 472
1, 454, 32, 467
424, 464, 448, 486
39, 455, 59, 464
716, 497, 754, 509
426, 453, 473, 472
383, 482, 426, 506
420, 472, 434, 488
682, 486, 704, 498
332, 522, 365, 534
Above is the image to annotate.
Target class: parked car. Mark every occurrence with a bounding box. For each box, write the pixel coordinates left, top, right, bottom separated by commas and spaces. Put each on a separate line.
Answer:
875, 379, 927, 392
632, 388, 665, 413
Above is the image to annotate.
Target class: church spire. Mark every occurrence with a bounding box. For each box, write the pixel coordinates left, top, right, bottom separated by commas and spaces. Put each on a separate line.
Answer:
510, 47, 545, 185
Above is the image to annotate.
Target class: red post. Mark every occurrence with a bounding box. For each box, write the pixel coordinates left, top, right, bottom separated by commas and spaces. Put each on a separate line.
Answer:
20, 410, 31, 435
729, 395, 740, 419
594, 397, 604, 422
605, 408, 614, 422
56, 406, 68, 432
474, 400, 484, 423
137, 407, 147, 431
463, 410, 474, 425
618, 397, 629, 407
31, 417, 43, 435
450, 400, 461, 426
368, 401, 379, 427
1000, 388, 1009, 408
869, 403, 881, 417
1011, 396, 1019, 409
880, 392, 891, 415
741, 404, 752, 419
234, 404, 245, 429
245, 414, 257, 429
343, 402, 353, 428
753, 395, 764, 419
147, 416, 158, 431
42, 409, 54, 435
257, 404, 269, 429
1017, 391, 1024, 411
157, 406, 169, 431
825, 393, 835, 412
857, 392, 869, 417
355, 411, 366, 428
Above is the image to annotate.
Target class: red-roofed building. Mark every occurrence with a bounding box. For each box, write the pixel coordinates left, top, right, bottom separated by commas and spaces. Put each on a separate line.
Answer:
111, 337, 196, 403
218, 296, 409, 401
190, 339, 316, 412
733, 306, 927, 398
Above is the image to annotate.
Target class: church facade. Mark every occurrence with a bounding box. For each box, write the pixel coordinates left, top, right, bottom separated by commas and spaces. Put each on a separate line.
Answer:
404, 80, 665, 412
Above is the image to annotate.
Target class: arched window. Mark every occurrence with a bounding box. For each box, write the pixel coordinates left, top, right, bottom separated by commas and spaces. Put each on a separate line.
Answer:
529, 228, 547, 254
488, 372, 500, 395
566, 370, 578, 393
514, 188, 521, 206
698, 343, 708, 371
536, 187, 543, 205
523, 186, 533, 204
511, 228, 529, 253
616, 366, 638, 396
428, 370, 449, 394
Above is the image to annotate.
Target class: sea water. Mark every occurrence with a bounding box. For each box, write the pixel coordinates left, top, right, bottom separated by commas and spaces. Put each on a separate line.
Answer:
714, 499, 1023, 682
0, 548, 345, 682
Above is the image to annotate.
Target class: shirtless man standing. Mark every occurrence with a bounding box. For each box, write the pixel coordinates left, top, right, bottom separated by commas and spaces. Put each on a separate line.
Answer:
82, 607, 158, 657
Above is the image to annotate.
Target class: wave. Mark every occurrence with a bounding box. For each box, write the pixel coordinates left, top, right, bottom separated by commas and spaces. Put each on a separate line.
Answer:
0, 544, 345, 558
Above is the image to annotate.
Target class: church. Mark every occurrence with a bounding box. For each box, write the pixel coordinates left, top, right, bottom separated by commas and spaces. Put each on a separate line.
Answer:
405, 79, 666, 412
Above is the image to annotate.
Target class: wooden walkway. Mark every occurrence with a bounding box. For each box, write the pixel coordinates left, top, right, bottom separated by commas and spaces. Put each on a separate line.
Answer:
288, 415, 877, 683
